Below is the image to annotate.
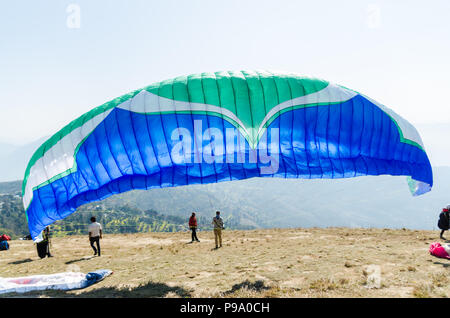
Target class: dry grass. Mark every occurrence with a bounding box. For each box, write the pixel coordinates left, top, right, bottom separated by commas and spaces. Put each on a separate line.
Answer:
0, 227, 448, 298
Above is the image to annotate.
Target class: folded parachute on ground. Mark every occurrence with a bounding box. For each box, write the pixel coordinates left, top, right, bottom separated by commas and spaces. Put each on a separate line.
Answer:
22, 71, 433, 240
429, 242, 450, 260
0, 270, 112, 294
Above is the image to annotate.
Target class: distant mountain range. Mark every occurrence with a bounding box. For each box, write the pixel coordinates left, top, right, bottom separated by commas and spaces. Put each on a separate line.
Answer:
0, 125, 448, 234
98, 167, 450, 231
0, 167, 449, 233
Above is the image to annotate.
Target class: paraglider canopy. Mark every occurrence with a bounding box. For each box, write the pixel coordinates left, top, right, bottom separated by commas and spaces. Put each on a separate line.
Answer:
22, 71, 433, 240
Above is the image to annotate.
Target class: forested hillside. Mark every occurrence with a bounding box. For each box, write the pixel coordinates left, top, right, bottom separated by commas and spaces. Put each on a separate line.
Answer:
0, 181, 248, 238
1, 166, 449, 238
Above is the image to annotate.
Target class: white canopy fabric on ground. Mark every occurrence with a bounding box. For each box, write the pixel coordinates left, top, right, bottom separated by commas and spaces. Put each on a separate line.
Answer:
0, 269, 112, 294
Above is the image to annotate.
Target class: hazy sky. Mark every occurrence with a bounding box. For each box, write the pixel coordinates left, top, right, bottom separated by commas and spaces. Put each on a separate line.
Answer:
1, 0, 449, 149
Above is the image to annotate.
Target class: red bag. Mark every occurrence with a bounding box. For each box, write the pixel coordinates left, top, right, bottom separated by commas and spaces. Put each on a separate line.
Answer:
0, 234, 11, 241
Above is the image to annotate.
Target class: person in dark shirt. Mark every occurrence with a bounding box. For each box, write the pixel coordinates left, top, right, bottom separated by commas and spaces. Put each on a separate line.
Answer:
37, 226, 52, 258
438, 206, 450, 240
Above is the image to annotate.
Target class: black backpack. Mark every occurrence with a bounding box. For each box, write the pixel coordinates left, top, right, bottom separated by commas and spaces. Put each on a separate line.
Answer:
36, 241, 49, 258
438, 212, 450, 230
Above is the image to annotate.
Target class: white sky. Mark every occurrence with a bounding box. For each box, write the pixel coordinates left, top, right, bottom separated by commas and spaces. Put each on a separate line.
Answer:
1, 0, 449, 150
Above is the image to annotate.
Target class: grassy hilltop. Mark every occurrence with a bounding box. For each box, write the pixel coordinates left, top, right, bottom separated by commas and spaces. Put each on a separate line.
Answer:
0, 227, 448, 298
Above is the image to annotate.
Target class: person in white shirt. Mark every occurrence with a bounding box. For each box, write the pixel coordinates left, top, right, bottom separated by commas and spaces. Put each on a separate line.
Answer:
88, 216, 102, 256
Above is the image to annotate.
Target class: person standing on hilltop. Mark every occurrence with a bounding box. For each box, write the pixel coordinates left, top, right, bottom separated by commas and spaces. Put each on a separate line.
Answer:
438, 205, 450, 240
43, 226, 52, 257
189, 212, 200, 243
88, 216, 102, 256
212, 211, 224, 249
36, 226, 52, 258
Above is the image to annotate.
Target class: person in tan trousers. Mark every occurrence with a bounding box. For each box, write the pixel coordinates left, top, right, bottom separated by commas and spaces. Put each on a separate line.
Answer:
212, 211, 224, 249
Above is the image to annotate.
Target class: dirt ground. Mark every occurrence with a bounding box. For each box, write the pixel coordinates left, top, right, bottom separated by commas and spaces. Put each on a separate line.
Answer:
0, 227, 448, 298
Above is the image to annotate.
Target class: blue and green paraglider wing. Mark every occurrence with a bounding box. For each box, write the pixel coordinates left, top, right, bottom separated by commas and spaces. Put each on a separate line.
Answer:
22, 71, 433, 239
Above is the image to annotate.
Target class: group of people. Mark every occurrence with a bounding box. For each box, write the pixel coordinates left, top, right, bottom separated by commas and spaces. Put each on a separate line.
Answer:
189, 211, 224, 249
37, 216, 103, 258
37, 205, 447, 259
38, 211, 226, 258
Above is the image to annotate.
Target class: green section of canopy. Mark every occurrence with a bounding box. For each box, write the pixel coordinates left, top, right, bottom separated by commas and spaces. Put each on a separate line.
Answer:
21, 71, 328, 195
146, 71, 328, 132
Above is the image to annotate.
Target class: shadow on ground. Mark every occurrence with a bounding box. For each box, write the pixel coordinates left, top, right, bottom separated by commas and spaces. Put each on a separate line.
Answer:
65, 256, 95, 265
223, 280, 270, 295
0, 281, 192, 298
7, 258, 34, 265
433, 261, 450, 268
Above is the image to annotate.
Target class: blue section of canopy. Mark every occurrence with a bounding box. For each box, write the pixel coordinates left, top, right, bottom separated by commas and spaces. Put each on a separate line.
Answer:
26, 95, 433, 238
